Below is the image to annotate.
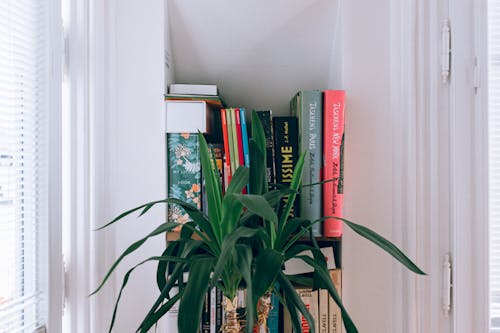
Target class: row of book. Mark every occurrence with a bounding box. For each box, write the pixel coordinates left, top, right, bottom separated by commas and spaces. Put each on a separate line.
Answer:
164, 84, 346, 238
163, 269, 342, 333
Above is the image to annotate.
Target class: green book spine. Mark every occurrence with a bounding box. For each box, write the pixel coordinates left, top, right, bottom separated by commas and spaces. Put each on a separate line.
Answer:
291, 91, 323, 237
167, 133, 201, 231
229, 109, 240, 172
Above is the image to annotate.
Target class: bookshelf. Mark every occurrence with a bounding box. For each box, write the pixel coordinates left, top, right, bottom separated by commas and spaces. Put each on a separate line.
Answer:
164, 2, 344, 331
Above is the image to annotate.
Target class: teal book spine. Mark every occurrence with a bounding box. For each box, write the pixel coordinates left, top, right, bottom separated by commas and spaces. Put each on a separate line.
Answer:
267, 288, 281, 333
291, 91, 323, 237
167, 133, 201, 231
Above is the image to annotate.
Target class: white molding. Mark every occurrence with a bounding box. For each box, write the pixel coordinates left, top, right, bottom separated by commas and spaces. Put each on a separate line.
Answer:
448, 0, 489, 332
390, 0, 452, 332
47, 0, 64, 331
63, 0, 117, 331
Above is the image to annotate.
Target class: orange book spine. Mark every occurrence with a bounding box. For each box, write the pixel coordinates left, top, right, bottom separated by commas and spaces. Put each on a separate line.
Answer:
323, 91, 345, 237
221, 109, 232, 189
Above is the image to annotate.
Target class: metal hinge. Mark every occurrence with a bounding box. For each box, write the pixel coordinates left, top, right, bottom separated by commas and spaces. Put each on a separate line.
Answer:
441, 19, 451, 83
473, 56, 480, 93
442, 253, 452, 317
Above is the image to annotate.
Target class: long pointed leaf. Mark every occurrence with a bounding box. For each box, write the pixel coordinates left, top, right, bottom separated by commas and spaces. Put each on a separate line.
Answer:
277, 271, 316, 333
226, 166, 249, 195
91, 221, 179, 295
178, 257, 214, 333
198, 132, 223, 242
278, 152, 306, 233
138, 292, 182, 333
297, 256, 358, 333
235, 244, 255, 333
212, 227, 261, 285
234, 194, 278, 225
95, 199, 167, 230
340, 218, 426, 275
109, 255, 187, 333
252, 249, 284, 300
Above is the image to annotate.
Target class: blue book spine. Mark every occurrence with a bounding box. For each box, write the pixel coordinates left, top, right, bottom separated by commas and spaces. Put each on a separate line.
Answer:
240, 108, 251, 192
267, 289, 280, 333
240, 108, 250, 168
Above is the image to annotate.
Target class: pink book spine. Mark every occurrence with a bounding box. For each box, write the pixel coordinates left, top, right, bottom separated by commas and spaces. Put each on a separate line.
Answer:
323, 90, 345, 237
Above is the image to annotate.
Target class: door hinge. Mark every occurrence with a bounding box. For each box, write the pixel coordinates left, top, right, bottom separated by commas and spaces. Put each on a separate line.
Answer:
441, 19, 451, 83
442, 253, 452, 317
473, 56, 480, 93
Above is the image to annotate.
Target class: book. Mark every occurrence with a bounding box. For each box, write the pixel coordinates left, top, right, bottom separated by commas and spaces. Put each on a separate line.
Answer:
201, 290, 210, 333
164, 93, 226, 108
226, 108, 237, 175
165, 100, 213, 133
210, 287, 216, 333
298, 288, 319, 333
283, 246, 336, 275
164, 287, 180, 330
229, 108, 240, 173
216, 288, 223, 333
323, 90, 346, 237
256, 110, 275, 190
267, 287, 281, 333
283, 288, 319, 333
234, 109, 246, 168
240, 108, 250, 168
318, 289, 329, 333
290, 91, 323, 237
167, 133, 201, 231
168, 83, 218, 96
220, 109, 232, 189
328, 269, 342, 333
273, 116, 299, 218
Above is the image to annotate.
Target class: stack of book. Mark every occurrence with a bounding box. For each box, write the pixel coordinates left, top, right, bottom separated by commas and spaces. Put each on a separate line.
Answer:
165, 83, 224, 229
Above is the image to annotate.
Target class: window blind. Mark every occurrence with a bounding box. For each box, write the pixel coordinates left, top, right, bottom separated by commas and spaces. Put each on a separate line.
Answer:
0, 1, 48, 332
490, 0, 500, 331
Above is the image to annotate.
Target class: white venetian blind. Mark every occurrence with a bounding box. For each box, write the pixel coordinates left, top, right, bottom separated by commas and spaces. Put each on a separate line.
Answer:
490, 0, 500, 331
0, 1, 48, 332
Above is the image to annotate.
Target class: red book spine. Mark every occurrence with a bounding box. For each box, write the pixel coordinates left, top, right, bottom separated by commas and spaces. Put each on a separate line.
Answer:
234, 108, 247, 194
221, 109, 232, 190
234, 109, 245, 167
323, 90, 345, 237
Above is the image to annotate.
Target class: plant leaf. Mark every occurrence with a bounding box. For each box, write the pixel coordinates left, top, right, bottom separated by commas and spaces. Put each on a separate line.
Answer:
226, 166, 249, 195
296, 255, 358, 333
278, 152, 306, 233
95, 199, 167, 230
212, 226, 261, 285
276, 217, 310, 251
91, 221, 179, 295
109, 255, 187, 333
252, 249, 284, 300
178, 257, 214, 333
277, 271, 316, 333
340, 218, 426, 275
234, 194, 278, 225
138, 292, 182, 333
249, 110, 267, 194
234, 244, 255, 333
198, 132, 223, 242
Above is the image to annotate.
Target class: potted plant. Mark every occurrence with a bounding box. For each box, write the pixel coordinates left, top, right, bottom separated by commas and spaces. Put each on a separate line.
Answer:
92, 111, 425, 333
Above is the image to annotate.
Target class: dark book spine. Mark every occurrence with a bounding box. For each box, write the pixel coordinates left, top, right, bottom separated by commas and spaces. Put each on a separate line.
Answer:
273, 116, 299, 218
201, 290, 210, 333
256, 110, 275, 190
216, 288, 223, 333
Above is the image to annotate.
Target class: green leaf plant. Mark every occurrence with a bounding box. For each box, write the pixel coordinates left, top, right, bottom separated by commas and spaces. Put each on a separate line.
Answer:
93, 111, 426, 333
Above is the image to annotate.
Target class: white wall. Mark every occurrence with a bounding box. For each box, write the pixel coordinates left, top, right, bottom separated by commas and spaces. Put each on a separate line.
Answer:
106, 0, 167, 331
